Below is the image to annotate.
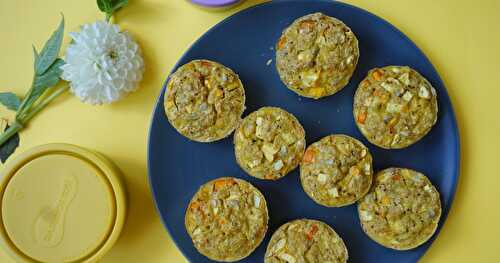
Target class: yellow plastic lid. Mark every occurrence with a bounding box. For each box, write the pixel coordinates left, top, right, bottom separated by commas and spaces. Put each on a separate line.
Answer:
0, 144, 126, 263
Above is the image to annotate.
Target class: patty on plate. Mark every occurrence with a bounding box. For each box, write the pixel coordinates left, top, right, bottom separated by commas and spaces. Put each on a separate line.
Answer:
185, 177, 268, 261
276, 12, 359, 99
264, 219, 348, 263
358, 168, 441, 250
164, 59, 245, 142
353, 66, 438, 149
234, 107, 306, 180
300, 134, 373, 207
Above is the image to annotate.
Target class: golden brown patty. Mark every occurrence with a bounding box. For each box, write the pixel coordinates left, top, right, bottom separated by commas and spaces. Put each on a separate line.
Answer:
265, 219, 348, 263
234, 107, 306, 180
300, 135, 373, 207
164, 59, 245, 142
185, 177, 268, 262
353, 66, 438, 149
358, 168, 441, 250
276, 12, 359, 99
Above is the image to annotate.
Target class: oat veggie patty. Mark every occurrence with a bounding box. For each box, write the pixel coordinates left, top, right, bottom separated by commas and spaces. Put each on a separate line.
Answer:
234, 107, 306, 180
164, 59, 245, 142
185, 177, 268, 262
264, 219, 348, 263
358, 168, 441, 250
353, 66, 438, 149
275, 12, 359, 99
300, 134, 373, 207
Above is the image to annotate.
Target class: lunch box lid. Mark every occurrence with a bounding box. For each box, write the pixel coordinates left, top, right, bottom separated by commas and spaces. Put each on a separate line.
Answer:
0, 144, 126, 262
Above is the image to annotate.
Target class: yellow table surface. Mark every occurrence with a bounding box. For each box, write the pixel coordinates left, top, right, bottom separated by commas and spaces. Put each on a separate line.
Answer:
1, 0, 499, 262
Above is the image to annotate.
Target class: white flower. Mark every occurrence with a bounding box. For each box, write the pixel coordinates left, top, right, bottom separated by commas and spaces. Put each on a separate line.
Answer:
61, 21, 144, 104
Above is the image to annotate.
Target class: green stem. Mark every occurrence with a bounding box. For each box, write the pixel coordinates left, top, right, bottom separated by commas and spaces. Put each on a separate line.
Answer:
0, 85, 69, 147
17, 74, 36, 115
105, 13, 112, 22
21, 85, 69, 123
0, 121, 23, 147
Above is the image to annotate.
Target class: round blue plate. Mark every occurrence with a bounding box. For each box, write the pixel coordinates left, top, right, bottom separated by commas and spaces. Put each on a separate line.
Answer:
148, 1, 460, 262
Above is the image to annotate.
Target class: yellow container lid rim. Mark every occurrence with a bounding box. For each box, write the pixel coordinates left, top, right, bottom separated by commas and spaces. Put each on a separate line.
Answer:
0, 144, 127, 263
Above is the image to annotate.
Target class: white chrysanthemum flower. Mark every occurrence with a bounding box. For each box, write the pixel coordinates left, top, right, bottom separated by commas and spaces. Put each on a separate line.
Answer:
61, 21, 144, 104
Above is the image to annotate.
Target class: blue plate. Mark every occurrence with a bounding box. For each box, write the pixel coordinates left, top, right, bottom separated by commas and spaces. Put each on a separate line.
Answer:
148, 1, 460, 262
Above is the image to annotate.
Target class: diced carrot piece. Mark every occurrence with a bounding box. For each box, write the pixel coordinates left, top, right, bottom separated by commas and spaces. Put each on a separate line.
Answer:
200, 61, 212, 68
214, 178, 235, 191
361, 80, 370, 88
357, 111, 367, 124
265, 173, 275, 180
300, 20, 316, 30
190, 201, 200, 211
306, 224, 318, 240
373, 88, 384, 97
192, 72, 201, 79
372, 70, 383, 81
303, 148, 316, 164
277, 36, 287, 50
393, 174, 401, 180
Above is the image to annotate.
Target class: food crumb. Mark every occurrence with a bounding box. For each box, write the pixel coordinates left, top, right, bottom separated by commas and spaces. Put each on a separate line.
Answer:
266, 59, 273, 66
269, 46, 274, 51
337, 108, 341, 113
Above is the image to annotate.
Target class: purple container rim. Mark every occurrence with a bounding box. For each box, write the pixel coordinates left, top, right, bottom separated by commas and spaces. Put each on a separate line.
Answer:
190, 0, 241, 7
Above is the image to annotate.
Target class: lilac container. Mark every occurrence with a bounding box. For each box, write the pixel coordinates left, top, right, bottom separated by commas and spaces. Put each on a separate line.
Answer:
190, 0, 243, 9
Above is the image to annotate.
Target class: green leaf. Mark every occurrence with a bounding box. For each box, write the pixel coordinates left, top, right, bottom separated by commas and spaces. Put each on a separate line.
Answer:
0, 124, 19, 163
98, 0, 128, 19
97, 0, 112, 13
36, 59, 65, 88
24, 59, 65, 109
35, 15, 64, 75
111, 0, 128, 12
97, 0, 106, 12
0, 92, 21, 111
32, 45, 39, 68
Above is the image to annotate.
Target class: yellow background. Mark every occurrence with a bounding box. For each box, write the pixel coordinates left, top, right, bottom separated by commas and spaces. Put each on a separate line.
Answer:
1, 0, 499, 262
